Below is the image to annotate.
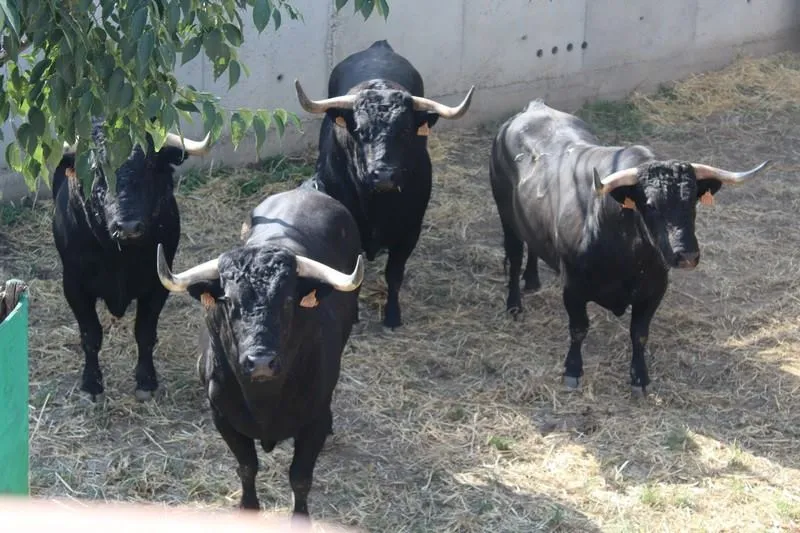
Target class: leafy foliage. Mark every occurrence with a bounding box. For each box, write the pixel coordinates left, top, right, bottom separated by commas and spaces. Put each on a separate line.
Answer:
0, 0, 387, 192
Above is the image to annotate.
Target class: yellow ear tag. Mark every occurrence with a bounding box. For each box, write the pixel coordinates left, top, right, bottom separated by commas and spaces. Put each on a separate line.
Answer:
622, 197, 637, 210
200, 292, 216, 310
417, 122, 430, 136
335, 116, 346, 128
700, 191, 714, 206
300, 289, 319, 309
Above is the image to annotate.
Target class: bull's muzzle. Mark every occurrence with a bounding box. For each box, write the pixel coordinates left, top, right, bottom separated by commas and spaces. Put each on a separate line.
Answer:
673, 250, 700, 269
110, 220, 145, 241
368, 170, 400, 193
243, 353, 280, 381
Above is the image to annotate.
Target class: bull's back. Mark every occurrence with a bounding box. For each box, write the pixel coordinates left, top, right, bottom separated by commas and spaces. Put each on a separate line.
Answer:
329, 40, 424, 97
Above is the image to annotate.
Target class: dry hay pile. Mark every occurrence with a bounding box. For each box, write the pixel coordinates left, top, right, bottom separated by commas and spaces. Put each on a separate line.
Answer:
4, 52, 800, 532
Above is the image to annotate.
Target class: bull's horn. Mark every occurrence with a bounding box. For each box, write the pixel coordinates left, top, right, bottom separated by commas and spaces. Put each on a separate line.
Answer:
63, 140, 78, 153
692, 160, 770, 184
295, 253, 365, 292
156, 243, 220, 293
411, 85, 475, 119
164, 131, 212, 155
294, 79, 357, 114
593, 167, 639, 195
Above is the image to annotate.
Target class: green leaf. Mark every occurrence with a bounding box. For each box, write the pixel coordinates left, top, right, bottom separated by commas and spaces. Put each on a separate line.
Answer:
5, 142, 22, 172
137, 30, 155, 77
76, 151, 93, 192
130, 7, 148, 42
252, 113, 267, 156
230, 111, 246, 149
17, 123, 37, 155
162, 104, 178, 130
181, 36, 202, 65
166, 1, 181, 33
272, 7, 281, 30
253, 0, 272, 33
174, 100, 199, 113
228, 59, 241, 88
273, 108, 287, 137
335, 0, 348, 11
28, 107, 45, 136
223, 23, 243, 46
0, 0, 21, 36
119, 82, 134, 109
359, 0, 374, 19
376, 0, 389, 18
145, 95, 162, 119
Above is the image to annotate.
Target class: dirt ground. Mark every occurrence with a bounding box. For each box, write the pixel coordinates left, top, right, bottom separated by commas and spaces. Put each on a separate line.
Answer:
4, 53, 800, 532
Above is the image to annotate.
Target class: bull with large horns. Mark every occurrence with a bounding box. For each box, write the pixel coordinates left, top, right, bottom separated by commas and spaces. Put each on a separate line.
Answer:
489, 99, 769, 396
155, 187, 364, 518
295, 39, 475, 329
51, 119, 211, 402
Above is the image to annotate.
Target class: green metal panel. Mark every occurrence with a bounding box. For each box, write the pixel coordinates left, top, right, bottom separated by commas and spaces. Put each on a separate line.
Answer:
0, 283, 29, 496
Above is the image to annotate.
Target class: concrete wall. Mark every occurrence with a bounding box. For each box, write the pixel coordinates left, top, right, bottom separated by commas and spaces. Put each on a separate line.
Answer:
1, 0, 799, 202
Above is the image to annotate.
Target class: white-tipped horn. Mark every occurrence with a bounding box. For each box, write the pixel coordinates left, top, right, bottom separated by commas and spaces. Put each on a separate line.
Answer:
692, 160, 770, 184
63, 140, 78, 153
411, 85, 475, 119
164, 131, 212, 155
295, 253, 365, 292
294, 79, 357, 114
156, 243, 220, 293
593, 167, 640, 195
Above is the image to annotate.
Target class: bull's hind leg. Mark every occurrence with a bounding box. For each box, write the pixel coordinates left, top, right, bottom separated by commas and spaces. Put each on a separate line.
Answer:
629, 290, 666, 398
562, 284, 589, 389
132, 287, 169, 401
289, 410, 332, 518
501, 221, 524, 315
63, 275, 105, 401
211, 409, 260, 510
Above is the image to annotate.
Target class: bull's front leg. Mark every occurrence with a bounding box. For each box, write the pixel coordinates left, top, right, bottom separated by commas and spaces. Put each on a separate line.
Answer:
132, 286, 169, 401
289, 410, 332, 519
211, 407, 260, 510
629, 290, 665, 398
62, 275, 105, 401
384, 239, 417, 329
562, 284, 589, 390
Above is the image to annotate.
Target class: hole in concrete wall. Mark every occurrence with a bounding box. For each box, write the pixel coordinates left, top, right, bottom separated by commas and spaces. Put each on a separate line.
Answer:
537, 49, 543, 58
521, 34, 528, 41
581, 41, 588, 50
277, 74, 284, 81
567, 43, 574, 51
552, 46, 558, 55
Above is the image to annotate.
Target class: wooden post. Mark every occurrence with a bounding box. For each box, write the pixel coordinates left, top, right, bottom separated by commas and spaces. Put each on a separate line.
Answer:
0, 280, 29, 496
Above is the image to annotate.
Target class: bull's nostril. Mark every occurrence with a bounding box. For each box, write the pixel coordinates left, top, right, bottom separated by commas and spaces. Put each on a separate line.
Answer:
268, 358, 278, 370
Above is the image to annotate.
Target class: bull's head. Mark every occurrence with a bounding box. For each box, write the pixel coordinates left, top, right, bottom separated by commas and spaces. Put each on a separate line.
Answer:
155, 244, 364, 383
593, 159, 770, 269
60, 125, 211, 242
295, 79, 475, 193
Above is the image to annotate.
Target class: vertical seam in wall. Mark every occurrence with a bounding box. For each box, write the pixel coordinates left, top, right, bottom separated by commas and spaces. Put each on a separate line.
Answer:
458, 0, 466, 94
690, 0, 698, 49
325, 0, 336, 81
581, 0, 588, 72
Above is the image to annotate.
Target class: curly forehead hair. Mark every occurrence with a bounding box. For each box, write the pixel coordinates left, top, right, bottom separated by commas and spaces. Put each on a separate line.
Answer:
219, 246, 296, 290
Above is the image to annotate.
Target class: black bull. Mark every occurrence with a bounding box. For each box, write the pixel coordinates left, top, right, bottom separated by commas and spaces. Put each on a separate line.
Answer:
490, 100, 769, 395
294, 39, 475, 328
52, 123, 210, 401
155, 187, 364, 518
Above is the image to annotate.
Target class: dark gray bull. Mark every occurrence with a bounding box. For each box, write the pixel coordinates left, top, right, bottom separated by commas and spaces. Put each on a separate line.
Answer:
294, 39, 474, 328
52, 121, 210, 401
490, 100, 769, 395
155, 187, 364, 518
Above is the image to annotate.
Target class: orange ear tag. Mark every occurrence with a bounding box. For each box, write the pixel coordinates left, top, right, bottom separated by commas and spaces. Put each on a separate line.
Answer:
622, 197, 637, 210
417, 122, 430, 136
200, 292, 216, 310
335, 116, 347, 128
65, 167, 78, 183
700, 191, 714, 206
299, 289, 319, 309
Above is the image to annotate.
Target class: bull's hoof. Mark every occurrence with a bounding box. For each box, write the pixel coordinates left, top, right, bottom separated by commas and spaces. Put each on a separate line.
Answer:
83, 391, 105, 404
80, 381, 105, 403
382, 318, 402, 330
523, 278, 541, 293
134, 389, 154, 402
630, 386, 647, 399
238, 499, 260, 511
563, 376, 581, 390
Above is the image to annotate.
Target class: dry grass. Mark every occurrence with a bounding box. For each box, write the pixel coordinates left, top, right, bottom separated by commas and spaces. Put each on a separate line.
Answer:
4, 51, 800, 532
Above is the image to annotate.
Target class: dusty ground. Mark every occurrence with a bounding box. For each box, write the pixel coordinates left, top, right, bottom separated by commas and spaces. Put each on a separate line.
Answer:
4, 53, 800, 532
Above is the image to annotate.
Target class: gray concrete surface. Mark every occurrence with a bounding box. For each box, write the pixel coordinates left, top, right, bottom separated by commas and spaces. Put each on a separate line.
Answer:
1, 0, 798, 203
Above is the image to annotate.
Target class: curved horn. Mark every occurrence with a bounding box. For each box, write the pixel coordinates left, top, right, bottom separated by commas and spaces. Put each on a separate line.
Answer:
294, 79, 357, 114
156, 243, 220, 293
593, 167, 640, 195
164, 132, 212, 155
411, 85, 475, 119
692, 160, 770, 184
295, 253, 365, 292
63, 138, 78, 154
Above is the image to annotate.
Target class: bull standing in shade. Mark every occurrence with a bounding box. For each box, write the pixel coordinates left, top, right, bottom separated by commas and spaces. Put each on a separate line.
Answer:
155, 187, 364, 518
52, 121, 210, 401
490, 100, 769, 396
294, 40, 475, 328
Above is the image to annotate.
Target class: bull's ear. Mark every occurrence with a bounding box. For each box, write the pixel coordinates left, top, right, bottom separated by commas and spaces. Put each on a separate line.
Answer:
607, 186, 640, 209
296, 278, 334, 309
416, 111, 439, 134
327, 109, 351, 129
696, 179, 722, 205
158, 146, 191, 167
187, 280, 223, 305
